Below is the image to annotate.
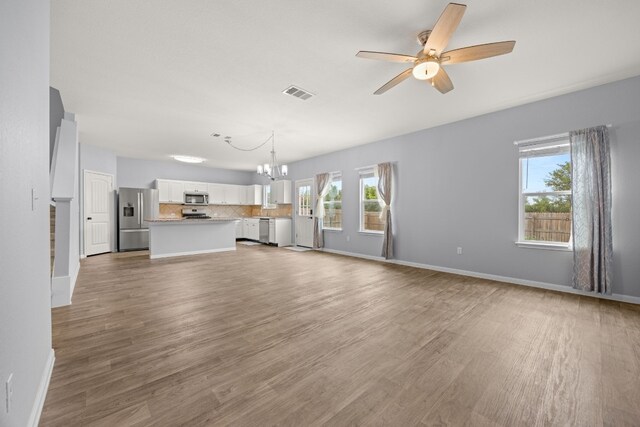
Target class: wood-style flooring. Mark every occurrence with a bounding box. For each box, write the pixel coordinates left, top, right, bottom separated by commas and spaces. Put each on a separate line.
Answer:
40, 245, 640, 426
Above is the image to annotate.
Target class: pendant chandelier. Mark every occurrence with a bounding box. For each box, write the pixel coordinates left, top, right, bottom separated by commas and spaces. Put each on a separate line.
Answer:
256, 132, 288, 181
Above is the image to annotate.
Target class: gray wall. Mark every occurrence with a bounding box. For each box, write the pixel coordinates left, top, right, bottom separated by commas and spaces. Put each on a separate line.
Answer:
49, 87, 64, 168
0, 0, 53, 425
79, 143, 118, 254
117, 156, 255, 189
287, 76, 640, 299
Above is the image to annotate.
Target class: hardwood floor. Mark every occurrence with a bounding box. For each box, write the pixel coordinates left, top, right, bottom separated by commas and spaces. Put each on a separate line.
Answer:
41, 245, 640, 426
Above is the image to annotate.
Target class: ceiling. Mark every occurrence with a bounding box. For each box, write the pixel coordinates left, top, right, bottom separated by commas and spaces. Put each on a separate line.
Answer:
51, 0, 640, 171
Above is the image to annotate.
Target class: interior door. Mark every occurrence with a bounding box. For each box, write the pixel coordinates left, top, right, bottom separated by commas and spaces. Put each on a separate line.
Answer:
84, 170, 113, 256
295, 179, 314, 248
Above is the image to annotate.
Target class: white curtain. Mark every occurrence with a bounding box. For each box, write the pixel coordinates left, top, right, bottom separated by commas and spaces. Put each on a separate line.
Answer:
313, 173, 331, 248
377, 162, 393, 259
570, 125, 612, 294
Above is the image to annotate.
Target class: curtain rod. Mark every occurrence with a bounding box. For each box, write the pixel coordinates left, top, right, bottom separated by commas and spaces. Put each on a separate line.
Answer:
514, 124, 612, 146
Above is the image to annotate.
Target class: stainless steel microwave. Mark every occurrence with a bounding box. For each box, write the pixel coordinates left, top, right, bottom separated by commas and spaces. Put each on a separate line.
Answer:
183, 192, 209, 206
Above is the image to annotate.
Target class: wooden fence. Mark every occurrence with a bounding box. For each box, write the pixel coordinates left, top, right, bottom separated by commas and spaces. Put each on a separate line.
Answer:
323, 211, 385, 231
524, 212, 571, 242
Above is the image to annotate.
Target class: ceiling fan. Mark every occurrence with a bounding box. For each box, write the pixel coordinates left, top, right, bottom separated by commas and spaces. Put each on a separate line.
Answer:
356, 2, 515, 95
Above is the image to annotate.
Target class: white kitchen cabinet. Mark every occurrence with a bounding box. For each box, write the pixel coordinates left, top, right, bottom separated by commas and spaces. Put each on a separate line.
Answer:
225, 185, 243, 205
207, 184, 225, 204
270, 180, 292, 204
243, 218, 260, 241
245, 185, 263, 206
235, 219, 244, 239
156, 179, 185, 203
268, 218, 291, 246
183, 181, 208, 193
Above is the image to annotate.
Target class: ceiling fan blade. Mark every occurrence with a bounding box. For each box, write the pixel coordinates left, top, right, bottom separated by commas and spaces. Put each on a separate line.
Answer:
356, 51, 417, 63
429, 67, 454, 94
374, 68, 413, 95
423, 3, 467, 56
441, 41, 516, 65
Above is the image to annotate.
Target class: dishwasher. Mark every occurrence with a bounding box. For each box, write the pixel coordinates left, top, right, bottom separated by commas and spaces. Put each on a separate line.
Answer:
259, 218, 270, 243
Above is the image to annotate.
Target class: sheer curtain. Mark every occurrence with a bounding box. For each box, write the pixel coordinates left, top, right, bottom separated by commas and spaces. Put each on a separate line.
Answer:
313, 173, 331, 249
570, 125, 612, 294
377, 162, 393, 259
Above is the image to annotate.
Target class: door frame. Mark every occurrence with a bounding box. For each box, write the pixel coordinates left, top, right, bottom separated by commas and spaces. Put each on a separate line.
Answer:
82, 169, 115, 256
295, 178, 314, 247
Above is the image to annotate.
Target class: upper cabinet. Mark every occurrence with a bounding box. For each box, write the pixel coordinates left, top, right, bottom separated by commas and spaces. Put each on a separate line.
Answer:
157, 179, 265, 205
183, 181, 208, 193
157, 179, 185, 203
270, 180, 292, 204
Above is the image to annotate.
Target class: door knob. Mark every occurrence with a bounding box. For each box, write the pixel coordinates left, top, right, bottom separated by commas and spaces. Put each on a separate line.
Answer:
87, 217, 92, 220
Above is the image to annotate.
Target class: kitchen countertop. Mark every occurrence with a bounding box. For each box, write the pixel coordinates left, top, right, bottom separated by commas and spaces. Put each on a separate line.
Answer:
147, 217, 240, 223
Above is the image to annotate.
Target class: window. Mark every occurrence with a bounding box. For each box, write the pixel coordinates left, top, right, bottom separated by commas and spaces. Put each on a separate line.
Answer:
517, 135, 572, 247
297, 182, 312, 216
359, 169, 384, 233
263, 185, 275, 209
323, 172, 342, 230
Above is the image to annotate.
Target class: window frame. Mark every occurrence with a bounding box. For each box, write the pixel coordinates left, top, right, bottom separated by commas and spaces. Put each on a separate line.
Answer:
263, 184, 275, 209
516, 135, 573, 250
322, 172, 343, 231
358, 168, 384, 235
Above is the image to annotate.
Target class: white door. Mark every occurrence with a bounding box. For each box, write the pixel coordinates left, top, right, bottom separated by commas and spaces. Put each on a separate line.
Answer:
295, 179, 314, 247
84, 170, 113, 256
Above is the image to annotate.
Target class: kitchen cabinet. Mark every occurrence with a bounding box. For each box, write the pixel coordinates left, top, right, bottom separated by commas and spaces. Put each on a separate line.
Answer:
156, 179, 185, 203
225, 185, 244, 205
183, 181, 208, 193
268, 218, 291, 246
243, 218, 260, 241
235, 219, 244, 239
270, 180, 292, 204
207, 184, 225, 204
245, 185, 263, 206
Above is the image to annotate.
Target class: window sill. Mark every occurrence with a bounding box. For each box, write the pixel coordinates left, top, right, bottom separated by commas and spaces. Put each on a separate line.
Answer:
515, 241, 572, 251
323, 228, 342, 232
358, 230, 384, 236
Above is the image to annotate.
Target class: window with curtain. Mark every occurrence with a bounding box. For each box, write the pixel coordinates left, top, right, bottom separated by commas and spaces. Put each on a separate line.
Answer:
323, 172, 342, 230
518, 136, 572, 246
359, 169, 384, 233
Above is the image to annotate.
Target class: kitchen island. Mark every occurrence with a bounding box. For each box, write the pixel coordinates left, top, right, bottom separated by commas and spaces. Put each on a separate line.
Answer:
147, 218, 239, 259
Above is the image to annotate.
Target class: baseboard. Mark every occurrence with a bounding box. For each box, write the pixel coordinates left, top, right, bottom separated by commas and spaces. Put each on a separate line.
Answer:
318, 248, 640, 305
27, 348, 55, 427
149, 246, 236, 259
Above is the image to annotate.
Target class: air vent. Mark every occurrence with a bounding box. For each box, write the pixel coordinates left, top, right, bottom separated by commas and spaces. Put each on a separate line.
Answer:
282, 85, 314, 100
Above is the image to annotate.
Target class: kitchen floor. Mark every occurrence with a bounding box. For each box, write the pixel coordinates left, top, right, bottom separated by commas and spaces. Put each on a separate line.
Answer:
41, 245, 640, 426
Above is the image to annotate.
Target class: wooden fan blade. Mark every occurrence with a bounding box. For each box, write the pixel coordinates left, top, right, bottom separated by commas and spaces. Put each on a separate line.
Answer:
356, 51, 417, 63
429, 67, 454, 94
441, 41, 516, 64
374, 68, 413, 95
423, 3, 467, 56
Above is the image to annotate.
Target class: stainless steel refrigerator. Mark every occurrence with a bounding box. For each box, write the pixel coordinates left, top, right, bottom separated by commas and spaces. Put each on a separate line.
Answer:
118, 188, 159, 251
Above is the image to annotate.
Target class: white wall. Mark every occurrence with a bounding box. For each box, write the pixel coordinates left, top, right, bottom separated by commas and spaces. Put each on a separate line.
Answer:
286, 76, 640, 300
0, 0, 54, 425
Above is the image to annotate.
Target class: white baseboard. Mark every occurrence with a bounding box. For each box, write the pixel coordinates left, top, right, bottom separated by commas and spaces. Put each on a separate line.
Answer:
150, 246, 236, 259
27, 348, 55, 427
318, 248, 640, 305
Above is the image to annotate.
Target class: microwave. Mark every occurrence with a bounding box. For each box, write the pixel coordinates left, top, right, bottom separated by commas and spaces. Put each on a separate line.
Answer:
183, 192, 209, 206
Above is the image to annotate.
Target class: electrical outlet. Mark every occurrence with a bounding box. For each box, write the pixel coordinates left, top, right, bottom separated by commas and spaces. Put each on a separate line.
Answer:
457, 247, 463, 255
6, 374, 13, 413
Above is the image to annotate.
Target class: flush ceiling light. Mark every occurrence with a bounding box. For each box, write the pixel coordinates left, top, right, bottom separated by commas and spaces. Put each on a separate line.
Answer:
412, 56, 440, 80
171, 155, 205, 164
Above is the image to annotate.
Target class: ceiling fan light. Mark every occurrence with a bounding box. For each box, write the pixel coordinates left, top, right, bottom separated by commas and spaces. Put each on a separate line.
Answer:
412, 59, 440, 80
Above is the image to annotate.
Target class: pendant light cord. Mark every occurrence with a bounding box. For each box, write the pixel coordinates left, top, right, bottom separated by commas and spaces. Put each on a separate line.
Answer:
224, 132, 274, 152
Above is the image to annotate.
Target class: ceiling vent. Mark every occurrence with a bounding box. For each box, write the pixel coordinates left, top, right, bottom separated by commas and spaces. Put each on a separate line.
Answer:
282, 85, 314, 100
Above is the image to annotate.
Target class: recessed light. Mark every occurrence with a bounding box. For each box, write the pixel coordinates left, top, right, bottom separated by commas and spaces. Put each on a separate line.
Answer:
171, 155, 205, 164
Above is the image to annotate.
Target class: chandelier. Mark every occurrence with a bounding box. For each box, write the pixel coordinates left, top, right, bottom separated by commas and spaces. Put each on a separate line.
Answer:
256, 132, 288, 181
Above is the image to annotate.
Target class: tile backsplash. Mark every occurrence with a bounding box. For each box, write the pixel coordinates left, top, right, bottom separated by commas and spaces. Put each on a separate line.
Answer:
159, 204, 291, 219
